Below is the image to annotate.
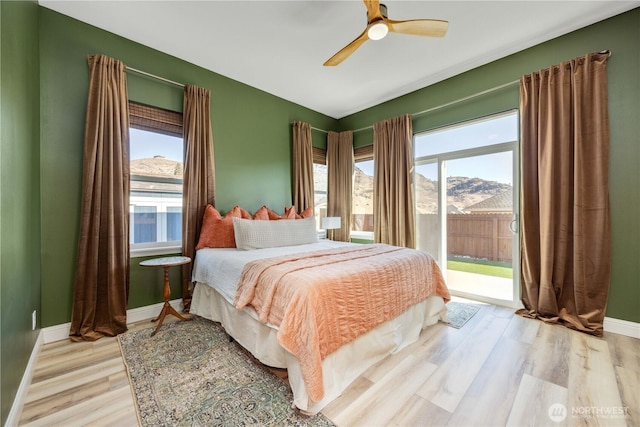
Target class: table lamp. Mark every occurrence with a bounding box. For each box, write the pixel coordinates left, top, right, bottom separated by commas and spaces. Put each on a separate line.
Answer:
321, 216, 341, 240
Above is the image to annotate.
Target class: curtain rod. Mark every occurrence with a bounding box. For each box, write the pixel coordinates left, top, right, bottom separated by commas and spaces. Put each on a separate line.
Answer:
352, 79, 519, 133
126, 66, 185, 88
296, 49, 612, 135
351, 49, 610, 133
304, 80, 518, 136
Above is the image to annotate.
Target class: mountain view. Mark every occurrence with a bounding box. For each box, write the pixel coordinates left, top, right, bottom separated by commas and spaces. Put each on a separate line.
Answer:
315, 164, 513, 214
132, 158, 512, 214
131, 156, 183, 178
130, 156, 183, 193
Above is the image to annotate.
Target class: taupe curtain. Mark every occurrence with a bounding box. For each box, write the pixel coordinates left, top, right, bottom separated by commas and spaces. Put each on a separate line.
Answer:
519, 52, 611, 336
69, 55, 130, 341
373, 114, 416, 248
327, 130, 354, 242
292, 121, 314, 211
182, 85, 216, 312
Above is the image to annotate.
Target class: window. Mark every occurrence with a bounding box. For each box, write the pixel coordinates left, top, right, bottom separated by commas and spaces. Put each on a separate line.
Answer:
352, 145, 374, 238
414, 113, 518, 158
129, 102, 184, 256
131, 205, 157, 244
312, 147, 327, 231
312, 144, 374, 239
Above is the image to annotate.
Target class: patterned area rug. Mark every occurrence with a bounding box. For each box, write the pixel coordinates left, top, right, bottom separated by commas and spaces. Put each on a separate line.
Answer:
118, 316, 335, 426
443, 301, 481, 328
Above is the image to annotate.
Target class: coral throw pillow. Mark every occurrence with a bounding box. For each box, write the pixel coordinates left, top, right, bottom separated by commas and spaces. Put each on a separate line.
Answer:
299, 206, 314, 218
282, 206, 298, 219
284, 205, 314, 219
195, 205, 250, 249
253, 205, 281, 220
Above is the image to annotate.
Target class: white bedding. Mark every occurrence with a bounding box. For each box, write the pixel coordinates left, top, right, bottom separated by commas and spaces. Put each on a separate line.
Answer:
190, 241, 448, 414
192, 240, 351, 304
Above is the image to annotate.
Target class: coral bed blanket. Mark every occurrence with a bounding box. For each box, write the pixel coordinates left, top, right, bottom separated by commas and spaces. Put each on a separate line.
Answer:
234, 244, 450, 403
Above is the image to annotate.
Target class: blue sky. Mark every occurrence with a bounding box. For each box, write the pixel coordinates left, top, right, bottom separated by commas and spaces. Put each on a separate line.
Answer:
130, 128, 183, 161
358, 112, 517, 185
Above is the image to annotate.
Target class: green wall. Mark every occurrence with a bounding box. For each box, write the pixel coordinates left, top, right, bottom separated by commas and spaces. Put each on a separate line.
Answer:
1, 4, 638, 421
339, 9, 640, 323
38, 8, 337, 327
0, 1, 41, 424
33, 5, 640, 327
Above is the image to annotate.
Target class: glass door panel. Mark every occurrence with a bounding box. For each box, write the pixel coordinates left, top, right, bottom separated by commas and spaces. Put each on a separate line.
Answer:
414, 110, 519, 307
415, 162, 441, 263
444, 152, 514, 302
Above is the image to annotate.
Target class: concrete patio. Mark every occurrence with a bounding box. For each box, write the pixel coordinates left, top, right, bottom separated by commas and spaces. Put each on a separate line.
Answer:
446, 269, 514, 302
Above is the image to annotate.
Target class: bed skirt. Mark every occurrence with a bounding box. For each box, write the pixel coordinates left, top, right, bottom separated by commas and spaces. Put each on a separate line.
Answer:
191, 282, 447, 414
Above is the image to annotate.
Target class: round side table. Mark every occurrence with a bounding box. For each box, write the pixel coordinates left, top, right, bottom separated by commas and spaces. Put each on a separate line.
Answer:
139, 255, 192, 336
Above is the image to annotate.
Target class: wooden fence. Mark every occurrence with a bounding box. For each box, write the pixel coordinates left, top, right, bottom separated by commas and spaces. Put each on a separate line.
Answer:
355, 213, 514, 263
446, 213, 513, 262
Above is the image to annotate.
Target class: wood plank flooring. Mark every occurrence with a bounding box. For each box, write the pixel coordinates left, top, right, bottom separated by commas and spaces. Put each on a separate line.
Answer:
18, 303, 639, 426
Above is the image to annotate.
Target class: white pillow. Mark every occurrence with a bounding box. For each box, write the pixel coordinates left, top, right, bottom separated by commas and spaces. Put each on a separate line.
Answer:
233, 217, 318, 250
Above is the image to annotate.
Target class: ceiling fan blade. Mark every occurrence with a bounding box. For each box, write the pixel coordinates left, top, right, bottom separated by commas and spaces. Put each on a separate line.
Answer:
363, 0, 383, 23
323, 29, 369, 66
387, 19, 449, 37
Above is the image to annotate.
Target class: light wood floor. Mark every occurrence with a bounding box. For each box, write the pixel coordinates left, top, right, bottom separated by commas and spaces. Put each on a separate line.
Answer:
18, 303, 639, 427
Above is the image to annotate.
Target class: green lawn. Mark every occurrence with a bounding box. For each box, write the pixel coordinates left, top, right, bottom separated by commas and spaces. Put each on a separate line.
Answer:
447, 257, 513, 279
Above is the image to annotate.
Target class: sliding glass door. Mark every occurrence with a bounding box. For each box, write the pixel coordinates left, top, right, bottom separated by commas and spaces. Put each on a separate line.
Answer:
415, 111, 520, 307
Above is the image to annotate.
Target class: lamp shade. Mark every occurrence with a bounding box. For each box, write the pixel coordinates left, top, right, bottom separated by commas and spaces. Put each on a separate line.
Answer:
321, 216, 341, 230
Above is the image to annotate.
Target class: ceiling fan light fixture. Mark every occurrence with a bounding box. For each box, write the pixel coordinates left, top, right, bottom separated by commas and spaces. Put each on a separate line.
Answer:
324, 0, 447, 66
367, 21, 388, 40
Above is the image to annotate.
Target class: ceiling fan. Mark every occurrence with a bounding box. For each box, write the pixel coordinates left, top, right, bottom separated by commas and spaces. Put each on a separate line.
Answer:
324, 0, 448, 66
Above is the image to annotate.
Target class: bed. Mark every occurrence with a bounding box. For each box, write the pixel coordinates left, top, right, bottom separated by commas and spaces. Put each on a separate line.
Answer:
190, 212, 450, 415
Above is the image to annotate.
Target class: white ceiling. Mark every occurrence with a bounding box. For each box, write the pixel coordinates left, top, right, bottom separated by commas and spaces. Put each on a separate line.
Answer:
39, 1, 638, 119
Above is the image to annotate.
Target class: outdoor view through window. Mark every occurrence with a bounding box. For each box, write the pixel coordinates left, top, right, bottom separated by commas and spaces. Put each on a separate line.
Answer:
313, 163, 327, 230
414, 111, 518, 303
353, 160, 374, 235
129, 128, 184, 248
313, 160, 374, 236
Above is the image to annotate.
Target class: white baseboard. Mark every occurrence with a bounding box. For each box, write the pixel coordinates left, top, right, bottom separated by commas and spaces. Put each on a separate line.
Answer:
604, 316, 640, 339
41, 299, 183, 344
5, 330, 43, 427
7, 299, 185, 425
41, 322, 71, 344
126, 298, 184, 327
33, 302, 640, 344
